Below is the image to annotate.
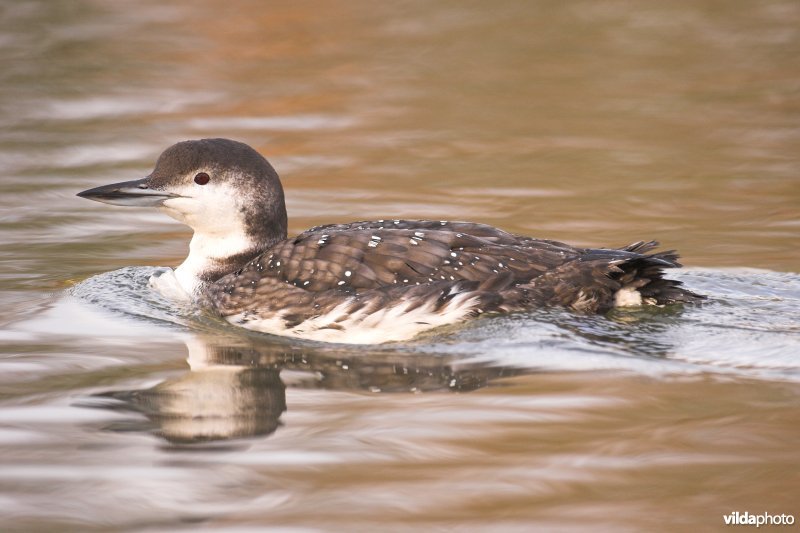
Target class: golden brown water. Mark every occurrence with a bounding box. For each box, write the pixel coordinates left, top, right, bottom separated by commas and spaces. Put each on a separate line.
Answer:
1, 1, 799, 531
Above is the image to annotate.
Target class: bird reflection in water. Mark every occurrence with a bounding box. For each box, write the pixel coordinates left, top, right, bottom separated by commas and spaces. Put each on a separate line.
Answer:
85, 333, 525, 445
83, 304, 682, 445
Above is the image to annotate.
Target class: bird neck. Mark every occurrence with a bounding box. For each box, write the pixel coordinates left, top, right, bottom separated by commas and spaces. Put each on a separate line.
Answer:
174, 230, 266, 295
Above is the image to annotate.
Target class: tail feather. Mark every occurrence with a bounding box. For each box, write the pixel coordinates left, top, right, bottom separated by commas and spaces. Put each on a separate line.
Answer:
520, 243, 704, 312
621, 240, 660, 254
609, 248, 703, 306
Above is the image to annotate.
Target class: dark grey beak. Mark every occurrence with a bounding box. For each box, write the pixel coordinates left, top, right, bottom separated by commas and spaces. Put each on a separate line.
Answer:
77, 177, 178, 207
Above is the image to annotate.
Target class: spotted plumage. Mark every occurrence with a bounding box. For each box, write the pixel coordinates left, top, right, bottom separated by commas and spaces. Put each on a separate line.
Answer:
78, 138, 704, 344
205, 220, 699, 343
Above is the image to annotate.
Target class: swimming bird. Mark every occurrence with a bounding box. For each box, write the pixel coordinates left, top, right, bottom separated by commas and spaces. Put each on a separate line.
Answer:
78, 138, 702, 344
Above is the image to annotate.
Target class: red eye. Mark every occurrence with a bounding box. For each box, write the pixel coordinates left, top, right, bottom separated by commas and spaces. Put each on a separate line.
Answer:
194, 172, 210, 185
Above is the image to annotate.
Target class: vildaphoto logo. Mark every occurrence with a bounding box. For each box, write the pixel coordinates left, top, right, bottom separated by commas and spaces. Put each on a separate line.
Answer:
723, 511, 795, 527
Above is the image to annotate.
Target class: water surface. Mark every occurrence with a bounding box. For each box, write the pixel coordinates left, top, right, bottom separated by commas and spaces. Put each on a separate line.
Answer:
1, 1, 799, 530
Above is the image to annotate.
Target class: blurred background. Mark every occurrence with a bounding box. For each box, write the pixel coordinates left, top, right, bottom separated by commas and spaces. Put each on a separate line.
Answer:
0, 1, 798, 531
2, 0, 798, 280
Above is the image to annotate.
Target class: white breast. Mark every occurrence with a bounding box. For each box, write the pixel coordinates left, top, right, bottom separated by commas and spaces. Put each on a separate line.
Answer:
226, 292, 481, 344
149, 268, 192, 301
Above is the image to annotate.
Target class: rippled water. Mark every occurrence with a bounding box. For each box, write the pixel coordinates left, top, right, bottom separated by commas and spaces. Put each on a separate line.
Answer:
1, 0, 799, 530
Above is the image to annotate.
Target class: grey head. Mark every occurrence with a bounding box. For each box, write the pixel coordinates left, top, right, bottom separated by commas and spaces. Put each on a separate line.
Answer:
78, 139, 289, 291
78, 138, 288, 249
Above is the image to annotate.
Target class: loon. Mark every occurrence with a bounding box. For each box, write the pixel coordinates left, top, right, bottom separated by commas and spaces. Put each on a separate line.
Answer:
78, 138, 703, 344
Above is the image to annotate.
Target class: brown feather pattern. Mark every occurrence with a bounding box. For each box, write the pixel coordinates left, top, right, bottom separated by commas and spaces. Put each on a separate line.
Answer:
205, 220, 703, 337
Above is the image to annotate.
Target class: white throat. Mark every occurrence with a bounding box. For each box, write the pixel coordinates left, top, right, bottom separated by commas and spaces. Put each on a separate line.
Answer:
174, 230, 256, 295
154, 183, 259, 295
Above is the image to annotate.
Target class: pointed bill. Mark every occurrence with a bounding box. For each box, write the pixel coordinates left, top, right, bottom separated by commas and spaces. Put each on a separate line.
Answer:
77, 177, 179, 207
